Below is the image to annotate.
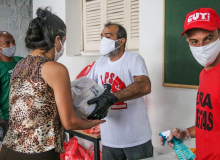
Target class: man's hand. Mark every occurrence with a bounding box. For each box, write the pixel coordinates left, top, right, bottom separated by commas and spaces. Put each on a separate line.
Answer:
160, 128, 192, 148
87, 90, 119, 120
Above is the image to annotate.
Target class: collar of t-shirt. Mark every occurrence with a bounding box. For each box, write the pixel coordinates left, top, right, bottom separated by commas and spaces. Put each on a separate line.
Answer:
107, 51, 126, 65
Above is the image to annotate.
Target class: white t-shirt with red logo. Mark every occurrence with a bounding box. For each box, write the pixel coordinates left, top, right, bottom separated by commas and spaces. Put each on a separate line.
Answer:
87, 51, 152, 148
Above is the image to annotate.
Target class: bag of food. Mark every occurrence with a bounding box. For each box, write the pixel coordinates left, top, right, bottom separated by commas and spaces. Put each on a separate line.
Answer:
71, 77, 104, 119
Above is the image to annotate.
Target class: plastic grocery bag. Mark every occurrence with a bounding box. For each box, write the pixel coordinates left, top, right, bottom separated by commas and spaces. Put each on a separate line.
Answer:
85, 146, 102, 160
60, 137, 87, 160
71, 77, 105, 119
82, 125, 100, 136
76, 61, 95, 80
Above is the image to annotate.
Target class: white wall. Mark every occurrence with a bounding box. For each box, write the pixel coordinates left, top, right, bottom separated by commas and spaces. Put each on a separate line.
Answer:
139, 0, 197, 154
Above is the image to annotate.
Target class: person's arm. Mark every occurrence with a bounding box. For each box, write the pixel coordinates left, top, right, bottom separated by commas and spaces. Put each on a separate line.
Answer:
187, 126, 196, 138
169, 126, 196, 140
41, 61, 105, 130
114, 75, 151, 101
87, 75, 150, 120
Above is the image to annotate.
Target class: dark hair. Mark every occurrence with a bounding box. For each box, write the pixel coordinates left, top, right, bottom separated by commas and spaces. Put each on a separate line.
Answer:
104, 22, 127, 47
25, 7, 66, 52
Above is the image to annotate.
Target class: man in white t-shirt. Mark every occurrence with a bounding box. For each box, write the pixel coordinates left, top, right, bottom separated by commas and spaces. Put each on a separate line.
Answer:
87, 22, 153, 160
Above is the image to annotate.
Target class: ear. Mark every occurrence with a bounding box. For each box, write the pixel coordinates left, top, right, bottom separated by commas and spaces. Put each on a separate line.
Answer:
54, 36, 60, 46
119, 38, 126, 46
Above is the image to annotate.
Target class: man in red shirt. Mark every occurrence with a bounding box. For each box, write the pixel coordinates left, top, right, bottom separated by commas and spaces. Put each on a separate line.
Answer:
161, 8, 220, 159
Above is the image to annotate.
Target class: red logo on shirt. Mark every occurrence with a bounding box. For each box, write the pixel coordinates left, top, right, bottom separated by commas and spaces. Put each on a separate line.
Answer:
101, 72, 127, 110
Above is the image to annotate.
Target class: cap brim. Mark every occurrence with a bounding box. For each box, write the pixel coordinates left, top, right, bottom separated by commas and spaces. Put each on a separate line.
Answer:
181, 25, 217, 36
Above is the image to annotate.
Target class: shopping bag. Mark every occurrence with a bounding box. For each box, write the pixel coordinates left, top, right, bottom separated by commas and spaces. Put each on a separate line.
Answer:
60, 137, 87, 160
71, 77, 105, 119
71, 60, 105, 119
76, 61, 95, 79
85, 146, 102, 160
74, 61, 103, 132
82, 124, 100, 136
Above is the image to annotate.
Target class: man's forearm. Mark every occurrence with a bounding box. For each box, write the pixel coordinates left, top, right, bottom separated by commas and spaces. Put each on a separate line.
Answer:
187, 126, 196, 138
114, 80, 151, 102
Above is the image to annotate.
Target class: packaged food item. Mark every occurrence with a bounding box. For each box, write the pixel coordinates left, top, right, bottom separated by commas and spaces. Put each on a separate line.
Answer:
71, 77, 104, 119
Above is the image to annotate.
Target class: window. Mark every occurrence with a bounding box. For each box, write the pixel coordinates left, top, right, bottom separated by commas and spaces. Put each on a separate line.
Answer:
82, 0, 139, 52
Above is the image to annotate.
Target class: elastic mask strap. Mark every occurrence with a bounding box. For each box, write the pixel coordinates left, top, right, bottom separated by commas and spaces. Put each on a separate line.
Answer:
115, 39, 121, 49
54, 46, 57, 54
0, 47, 3, 54
59, 39, 63, 47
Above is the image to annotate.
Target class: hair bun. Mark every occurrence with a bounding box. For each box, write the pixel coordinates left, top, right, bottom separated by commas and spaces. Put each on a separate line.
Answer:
26, 25, 43, 42
25, 6, 66, 52
36, 7, 50, 19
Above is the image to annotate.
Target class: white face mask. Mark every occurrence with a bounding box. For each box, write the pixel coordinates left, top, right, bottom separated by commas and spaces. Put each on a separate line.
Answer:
100, 37, 120, 55
0, 46, 16, 57
54, 39, 64, 61
190, 38, 220, 67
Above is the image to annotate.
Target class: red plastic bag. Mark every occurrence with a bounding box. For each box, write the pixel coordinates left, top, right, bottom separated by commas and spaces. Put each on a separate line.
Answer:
85, 146, 102, 160
82, 124, 100, 136
60, 137, 87, 160
76, 61, 96, 80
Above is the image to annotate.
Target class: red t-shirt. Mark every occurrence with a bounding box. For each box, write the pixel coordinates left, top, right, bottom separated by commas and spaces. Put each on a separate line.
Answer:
196, 62, 220, 160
